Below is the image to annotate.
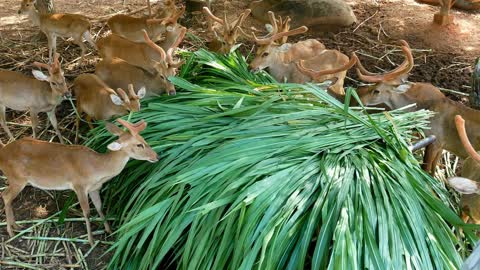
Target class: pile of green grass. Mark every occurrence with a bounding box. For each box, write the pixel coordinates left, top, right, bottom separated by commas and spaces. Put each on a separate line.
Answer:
87, 50, 476, 270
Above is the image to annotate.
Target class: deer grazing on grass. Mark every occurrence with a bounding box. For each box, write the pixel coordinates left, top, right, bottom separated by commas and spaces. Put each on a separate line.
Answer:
0, 53, 68, 144
73, 74, 146, 130
202, 7, 251, 53
0, 118, 158, 245
107, 4, 185, 43
97, 26, 186, 76
248, 11, 326, 82
357, 40, 480, 175
448, 115, 480, 224
96, 27, 186, 96
18, 0, 96, 62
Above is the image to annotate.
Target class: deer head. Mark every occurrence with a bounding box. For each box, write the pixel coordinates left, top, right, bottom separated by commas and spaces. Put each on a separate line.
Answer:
142, 27, 186, 95
203, 7, 251, 53
248, 11, 309, 71
105, 118, 158, 162
110, 84, 146, 112
356, 40, 416, 109
32, 53, 70, 98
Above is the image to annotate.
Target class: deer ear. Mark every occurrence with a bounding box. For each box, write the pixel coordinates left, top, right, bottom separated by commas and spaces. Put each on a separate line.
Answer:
32, 70, 49, 81
107, 141, 123, 151
278, 43, 291, 52
448, 177, 480, 194
110, 94, 124, 105
105, 122, 124, 136
137, 87, 146, 99
394, 84, 411, 93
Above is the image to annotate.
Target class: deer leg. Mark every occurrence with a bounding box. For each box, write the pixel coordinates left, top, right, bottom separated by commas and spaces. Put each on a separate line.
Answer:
75, 187, 94, 246
73, 35, 87, 62
30, 110, 39, 139
2, 179, 27, 237
423, 143, 442, 176
89, 190, 112, 234
86, 115, 94, 130
47, 33, 57, 63
47, 110, 64, 144
75, 106, 83, 144
82, 31, 97, 50
0, 105, 13, 142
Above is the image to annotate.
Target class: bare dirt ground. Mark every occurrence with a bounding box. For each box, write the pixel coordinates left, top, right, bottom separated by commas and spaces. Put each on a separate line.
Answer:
0, 0, 479, 269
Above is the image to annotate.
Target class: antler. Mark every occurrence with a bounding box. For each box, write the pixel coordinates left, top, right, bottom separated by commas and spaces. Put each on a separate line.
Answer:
296, 53, 357, 79
117, 119, 147, 134
253, 26, 308, 45
33, 53, 61, 72
356, 40, 414, 83
162, 5, 185, 25
116, 88, 130, 104
455, 115, 480, 163
229, 9, 251, 33
203, 7, 223, 24
127, 84, 137, 98
278, 15, 291, 44
166, 27, 186, 66
142, 29, 167, 62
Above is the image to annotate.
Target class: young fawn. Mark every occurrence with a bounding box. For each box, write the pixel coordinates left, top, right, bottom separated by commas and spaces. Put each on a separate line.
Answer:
0, 118, 158, 245
18, 0, 97, 62
0, 53, 69, 144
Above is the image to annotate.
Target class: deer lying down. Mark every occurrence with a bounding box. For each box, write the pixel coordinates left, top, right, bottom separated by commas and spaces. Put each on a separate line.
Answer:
107, 5, 185, 43
0, 119, 158, 245
357, 40, 480, 175
18, 0, 96, 62
0, 53, 68, 144
448, 115, 480, 224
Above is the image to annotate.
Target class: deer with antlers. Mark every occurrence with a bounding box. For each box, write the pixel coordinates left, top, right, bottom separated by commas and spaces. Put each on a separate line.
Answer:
107, 4, 185, 43
18, 0, 96, 62
0, 53, 68, 144
448, 115, 480, 224
0, 118, 158, 245
248, 11, 327, 83
96, 27, 185, 96
97, 26, 186, 76
357, 40, 480, 175
202, 7, 251, 53
73, 74, 146, 131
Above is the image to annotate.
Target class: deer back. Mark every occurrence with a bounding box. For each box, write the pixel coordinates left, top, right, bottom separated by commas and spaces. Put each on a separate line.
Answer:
107, 15, 166, 42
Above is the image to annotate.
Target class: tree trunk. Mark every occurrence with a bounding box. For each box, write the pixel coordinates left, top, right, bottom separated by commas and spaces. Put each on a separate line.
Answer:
470, 58, 480, 109
35, 0, 55, 14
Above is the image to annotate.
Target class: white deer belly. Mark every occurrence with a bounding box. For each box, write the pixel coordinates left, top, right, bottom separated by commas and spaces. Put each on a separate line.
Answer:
29, 180, 73, 191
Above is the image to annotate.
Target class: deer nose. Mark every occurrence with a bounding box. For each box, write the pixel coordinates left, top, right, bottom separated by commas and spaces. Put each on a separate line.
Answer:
64, 92, 72, 99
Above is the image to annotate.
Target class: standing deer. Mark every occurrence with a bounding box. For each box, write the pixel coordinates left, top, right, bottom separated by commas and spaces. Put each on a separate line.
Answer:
448, 115, 480, 224
202, 7, 251, 53
97, 27, 186, 96
73, 74, 146, 130
18, 0, 96, 62
107, 4, 185, 43
0, 53, 68, 144
248, 11, 326, 82
357, 40, 480, 175
0, 118, 158, 245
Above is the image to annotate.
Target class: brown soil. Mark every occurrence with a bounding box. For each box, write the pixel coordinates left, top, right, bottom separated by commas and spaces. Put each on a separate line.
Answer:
0, 0, 479, 269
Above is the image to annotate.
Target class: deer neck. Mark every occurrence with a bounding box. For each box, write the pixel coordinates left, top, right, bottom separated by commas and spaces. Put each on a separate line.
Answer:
93, 149, 130, 187
27, 7, 42, 26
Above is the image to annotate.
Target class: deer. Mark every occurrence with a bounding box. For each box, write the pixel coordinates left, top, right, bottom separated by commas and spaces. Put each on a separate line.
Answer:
356, 40, 480, 175
0, 118, 158, 245
97, 26, 186, 76
447, 115, 480, 225
18, 0, 96, 62
73, 74, 146, 131
248, 11, 326, 82
0, 53, 68, 144
96, 27, 186, 96
107, 4, 185, 43
295, 51, 357, 95
202, 7, 251, 53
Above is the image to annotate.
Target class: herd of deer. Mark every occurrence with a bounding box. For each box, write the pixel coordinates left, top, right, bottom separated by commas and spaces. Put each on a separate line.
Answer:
0, 0, 479, 246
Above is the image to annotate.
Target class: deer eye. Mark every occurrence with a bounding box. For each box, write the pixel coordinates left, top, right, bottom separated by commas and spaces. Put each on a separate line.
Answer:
262, 52, 269, 57
137, 144, 144, 148
373, 89, 380, 95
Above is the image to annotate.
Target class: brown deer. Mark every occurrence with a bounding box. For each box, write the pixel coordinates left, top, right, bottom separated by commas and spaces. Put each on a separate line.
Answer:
248, 11, 326, 82
295, 52, 357, 95
357, 40, 480, 175
448, 115, 480, 224
96, 27, 186, 96
202, 7, 251, 53
18, 0, 96, 62
0, 118, 158, 245
73, 74, 146, 130
0, 53, 68, 144
97, 26, 186, 76
107, 4, 185, 43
